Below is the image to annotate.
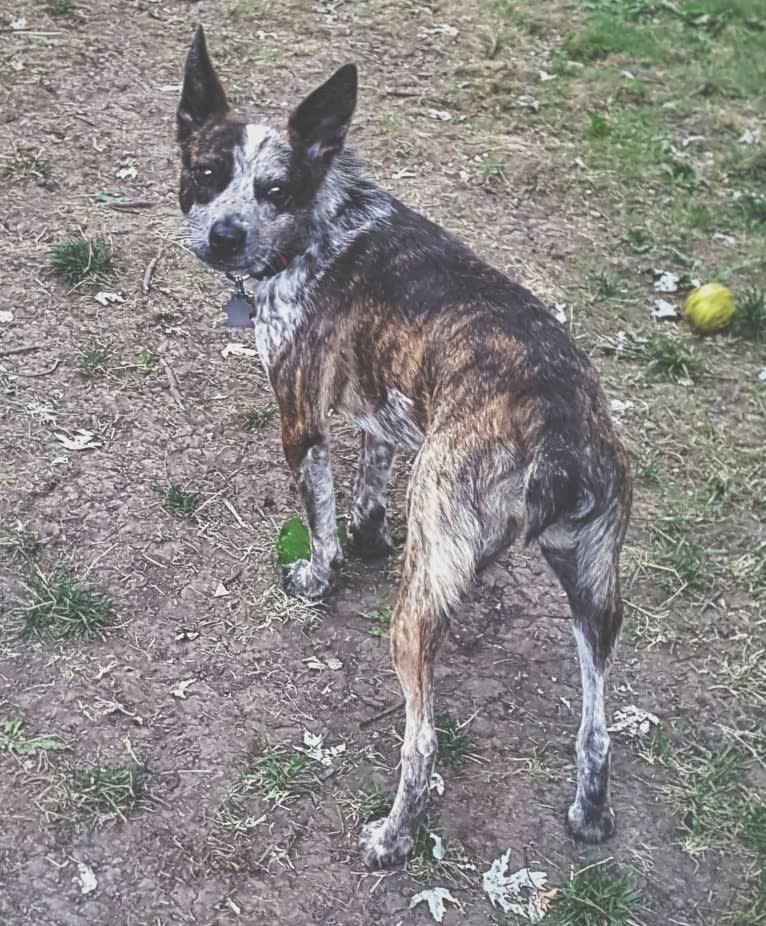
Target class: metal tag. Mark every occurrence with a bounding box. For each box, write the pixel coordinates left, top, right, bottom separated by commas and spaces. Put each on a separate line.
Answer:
223, 295, 254, 328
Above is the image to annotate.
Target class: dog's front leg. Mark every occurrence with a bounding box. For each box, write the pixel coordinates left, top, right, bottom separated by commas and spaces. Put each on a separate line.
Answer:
281, 428, 342, 599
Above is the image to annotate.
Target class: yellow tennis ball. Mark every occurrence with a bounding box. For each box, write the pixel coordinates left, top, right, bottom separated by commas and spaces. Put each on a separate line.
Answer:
684, 283, 735, 333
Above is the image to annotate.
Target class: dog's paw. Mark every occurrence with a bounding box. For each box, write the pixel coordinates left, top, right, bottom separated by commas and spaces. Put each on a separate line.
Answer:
359, 819, 414, 869
566, 798, 616, 844
282, 560, 331, 599
349, 519, 393, 560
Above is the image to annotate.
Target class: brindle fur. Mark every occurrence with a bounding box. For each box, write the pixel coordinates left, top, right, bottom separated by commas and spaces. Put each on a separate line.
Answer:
177, 26, 632, 868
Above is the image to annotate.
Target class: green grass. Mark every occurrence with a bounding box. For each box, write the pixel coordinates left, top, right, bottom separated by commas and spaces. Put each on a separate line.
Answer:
0, 717, 66, 758
551, 860, 642, 926
651, 533, 706, 589
46, 0, 75, 13
234, 748, 309, 803
435, 712, 474, 766
338, 789, 390, 826
55, 766, 144, 824
673, 744, 749, 853
366, 605, 392, 639
49, 235, 117, 284
161, 483, 203, 521
642, 335, 704, 381
734, 288, 766, 340
79, 345, 110, 378
0, 146, 49, 183
585, 105, 665, 183
240, 403, 278, 431
563, 14, 661, 62
17, 566, 112, 640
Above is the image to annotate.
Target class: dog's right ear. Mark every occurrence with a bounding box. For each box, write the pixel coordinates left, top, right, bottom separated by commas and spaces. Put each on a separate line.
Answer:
177, 25, 229, 144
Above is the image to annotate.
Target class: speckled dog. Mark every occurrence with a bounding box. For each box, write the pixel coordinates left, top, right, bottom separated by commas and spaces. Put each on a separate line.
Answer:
177, 26, 632, 868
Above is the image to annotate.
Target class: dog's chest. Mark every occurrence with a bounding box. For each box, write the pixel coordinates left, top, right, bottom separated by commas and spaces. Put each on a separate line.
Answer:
251, 284, 305, 368
335, 388, 424, 450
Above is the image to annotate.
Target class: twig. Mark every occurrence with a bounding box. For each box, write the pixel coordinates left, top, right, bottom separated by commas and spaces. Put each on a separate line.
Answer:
6, 358, 60, 377
359, 699, 405, 729
142, 247, 163, 296
0, 344, 44, 358
106, 200, 157, 212
159, 356, 186, 414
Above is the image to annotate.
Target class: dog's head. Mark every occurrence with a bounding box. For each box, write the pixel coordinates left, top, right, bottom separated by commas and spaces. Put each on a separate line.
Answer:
176, 25, 357, 276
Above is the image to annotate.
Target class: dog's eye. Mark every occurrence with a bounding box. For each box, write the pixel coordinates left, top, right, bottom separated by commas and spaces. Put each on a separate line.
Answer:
192, 164, 218, 184
264, 183, 291, 209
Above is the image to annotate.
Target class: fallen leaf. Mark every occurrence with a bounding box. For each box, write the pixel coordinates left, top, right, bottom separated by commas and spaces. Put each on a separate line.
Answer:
76, 862, 97, 895
326, 657, 343, 670
430, 771, 446, 795
538, 69, 556, 81
430, 832, 446, 860
553, 303, 567, 324
170, 679, 195, 699
221, 343, 258, 359
10, 16, 27, 30
94, 291, 125, 306
116, 163, 138, 180
213, 582, 229, 598
738, 128, 759, 145
483, 849, 551, 921
653, 270, 680, 293
609, 399, 635, 417
758, 368, 766, 382
0, 310, 13, 323
175, 629, 200, 642
301, 729, 346, 767
410, 887, 460, 923
609, 705, 660, 738
652, 298, 679, 320
305, 656, 325, 671
54, 430, 101, 452
427, 108, 452, 121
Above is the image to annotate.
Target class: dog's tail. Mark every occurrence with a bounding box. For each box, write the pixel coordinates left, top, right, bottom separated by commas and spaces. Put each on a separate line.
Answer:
523, 441, 594, 544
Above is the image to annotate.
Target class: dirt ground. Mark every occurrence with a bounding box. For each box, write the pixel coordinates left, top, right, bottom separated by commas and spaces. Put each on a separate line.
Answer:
1, 1, 764, 925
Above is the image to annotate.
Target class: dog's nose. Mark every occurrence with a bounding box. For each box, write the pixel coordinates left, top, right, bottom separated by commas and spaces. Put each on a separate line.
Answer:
209, 218, 246, 258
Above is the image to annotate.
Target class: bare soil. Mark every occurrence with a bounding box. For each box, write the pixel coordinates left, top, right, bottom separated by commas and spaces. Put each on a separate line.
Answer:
0, 1, 761, 924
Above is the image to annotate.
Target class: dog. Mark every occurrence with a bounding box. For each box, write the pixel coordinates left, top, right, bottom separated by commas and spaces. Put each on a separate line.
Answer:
176, 25, 632, 868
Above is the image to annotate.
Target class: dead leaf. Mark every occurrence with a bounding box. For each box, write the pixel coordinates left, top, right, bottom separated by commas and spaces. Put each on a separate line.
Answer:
410, 887, 460, 922
0, 310, 13, 323
652, 298, 679, 320
483, 850, 551, 921
54, 430, 101, 452
221, 343, 258, 359
170, 679, 195, 699
76, 862, 97, 895
94, 291, 125, 306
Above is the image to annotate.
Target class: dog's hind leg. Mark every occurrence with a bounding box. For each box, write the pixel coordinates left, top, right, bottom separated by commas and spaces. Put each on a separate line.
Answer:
539, 501, 628, 843
349, 433, 395, 558
360, 439, 483, 868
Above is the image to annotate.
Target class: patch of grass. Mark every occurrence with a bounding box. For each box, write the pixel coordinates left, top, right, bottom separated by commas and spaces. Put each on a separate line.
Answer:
551, 860, 642, 926
366, 605, 392, 639
234, 747, 310, 804
586, 113, 611, 139
48, 235, 117, 284
78, 345, 110, 379
737, 194, 766, 231
0, 717, 66, 759
563, 14, 661, 62
17, 566, 112, 640
0, 522, 42, 560
476, 151, 508, 185
435, 712, 474, 766
46, 0, 75, 13
642, 335, 704, 381
0, 145, 49, 183
625, 226, 654, 254
591, 272, 621, 300
586, 105, 665, 182
161, 483, 203, 521
240, 403, 278, 431
734, 287, 766, 340
55, 766, 144, 824
739, 800, 766, 858
671, 744, 749, 854
651, 532, 706, 589
338, 789, 390, 826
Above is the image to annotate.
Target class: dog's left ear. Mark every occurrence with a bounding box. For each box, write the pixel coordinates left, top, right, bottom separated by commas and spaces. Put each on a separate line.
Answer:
288, 64, 358, 166
177, 25, 229, 144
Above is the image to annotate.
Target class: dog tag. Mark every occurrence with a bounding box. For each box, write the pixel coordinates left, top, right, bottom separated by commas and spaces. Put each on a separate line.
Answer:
223, 295, 253, 328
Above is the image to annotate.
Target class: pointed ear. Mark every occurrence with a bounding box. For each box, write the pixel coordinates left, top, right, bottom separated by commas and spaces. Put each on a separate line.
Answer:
288, 64, 358, 166
177, 25, 229, 144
